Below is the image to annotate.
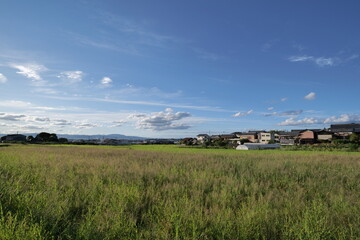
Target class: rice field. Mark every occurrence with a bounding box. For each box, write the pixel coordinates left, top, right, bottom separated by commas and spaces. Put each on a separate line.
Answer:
0, 144, 359, 239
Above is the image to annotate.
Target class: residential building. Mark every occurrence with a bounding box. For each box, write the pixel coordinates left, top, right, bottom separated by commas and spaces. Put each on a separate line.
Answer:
330, 123, 360, 138
1, 134, 27, 142
235, 132, 259, 143
298, 130, 316, 144
259, 132, 274, 144
196, 134, 210, 143
316, 129, 333, 142
219, 134, 236, 140
278, 131, 299, 145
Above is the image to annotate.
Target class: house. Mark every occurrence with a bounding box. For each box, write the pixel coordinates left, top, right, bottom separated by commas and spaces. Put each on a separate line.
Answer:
196, 134, 210, 143
1, 134, 27, 142
298, 130, 316, 144
234, 132, 259, 143
330, 123, 360, 138
210, 135, 221, 140
278, 131, 299, 145
236, 143, 280, 150
219, 134, 236, 140
181, 137, 197, 145
315, 129, 333, 142
258, 132, 274, 144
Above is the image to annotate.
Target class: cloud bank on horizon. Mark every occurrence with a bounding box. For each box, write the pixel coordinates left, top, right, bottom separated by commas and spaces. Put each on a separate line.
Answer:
0, 1, 359, 137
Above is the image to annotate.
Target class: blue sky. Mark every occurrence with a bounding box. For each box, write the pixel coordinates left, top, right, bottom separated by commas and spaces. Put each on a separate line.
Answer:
0, 0, 359, 138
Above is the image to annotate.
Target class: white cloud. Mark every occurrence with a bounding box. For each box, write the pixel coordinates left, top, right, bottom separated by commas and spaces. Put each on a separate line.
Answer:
347, 54, 359, 61
9, 63, 47, 80
278, 114, 360, 126
288, 55, 314, 62
288, 55, 341, 67
324, 114, 360, 124
304, 92, 316, 100
100, 77, 112, 87
315, 57, 337, 67
32, 88, 58, 95
280, 97, 288, 102
0, 100, 32, 108
264, 110, 303, 117
233, 110, 254, 117
113, 85, 182, 99
267, 107, 274, 111
129, 109, 191, 131
58, 71, 83, 84
74, 122, 100, 129
0, 73, 8, 83
110, 120, 126, 127
278, 117, 321, 126
0, 113, 26, 121
193, 48, 219, 61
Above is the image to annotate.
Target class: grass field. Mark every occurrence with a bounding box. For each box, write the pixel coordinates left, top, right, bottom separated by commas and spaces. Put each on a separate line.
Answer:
0, 144, 359, 239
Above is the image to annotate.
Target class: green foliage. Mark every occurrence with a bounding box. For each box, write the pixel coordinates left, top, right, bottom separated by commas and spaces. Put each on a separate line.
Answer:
350, 133, 360, 143
35, 132, 59, 143
239, 138, 251, 145
0, 145, 359, 239
58, 138, 68, 143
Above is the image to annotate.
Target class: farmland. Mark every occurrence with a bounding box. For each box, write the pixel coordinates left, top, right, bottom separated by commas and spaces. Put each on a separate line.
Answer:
0, 144, 359, 239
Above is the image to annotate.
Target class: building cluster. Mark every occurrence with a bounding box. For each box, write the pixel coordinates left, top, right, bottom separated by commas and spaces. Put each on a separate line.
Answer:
185, 123, 360, 146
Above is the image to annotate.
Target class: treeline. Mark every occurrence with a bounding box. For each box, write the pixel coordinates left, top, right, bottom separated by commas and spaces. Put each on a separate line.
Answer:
1, 132, 68, 144
28, 132, 68, 143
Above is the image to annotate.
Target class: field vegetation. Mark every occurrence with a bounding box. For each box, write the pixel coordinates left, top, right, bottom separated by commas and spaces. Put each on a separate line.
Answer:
0, 144, 359, 239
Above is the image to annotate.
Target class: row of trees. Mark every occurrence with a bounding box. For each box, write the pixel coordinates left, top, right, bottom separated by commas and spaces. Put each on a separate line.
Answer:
28, 132, 68, 143
1, 132, 68, 144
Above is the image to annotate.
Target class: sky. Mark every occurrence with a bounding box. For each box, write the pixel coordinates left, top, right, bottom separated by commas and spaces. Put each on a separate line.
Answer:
0, 0, 360, 138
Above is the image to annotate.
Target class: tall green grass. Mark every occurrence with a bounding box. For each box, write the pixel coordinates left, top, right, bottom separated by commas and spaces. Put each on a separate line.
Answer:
0, 145, 359, 239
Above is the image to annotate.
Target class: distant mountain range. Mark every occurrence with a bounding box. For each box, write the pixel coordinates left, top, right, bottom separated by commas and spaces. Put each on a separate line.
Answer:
0, 133, 146, 140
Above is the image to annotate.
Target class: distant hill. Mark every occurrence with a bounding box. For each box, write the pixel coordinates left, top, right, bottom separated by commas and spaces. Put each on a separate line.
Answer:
0, 133, 146, 140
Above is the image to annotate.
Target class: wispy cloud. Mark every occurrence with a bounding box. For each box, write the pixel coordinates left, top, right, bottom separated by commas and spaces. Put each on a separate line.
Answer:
9, 63, 47, 81
111, 120, 126, 127
0, 100, 32, 108
0, 113, 26, 121
232, 110, 254, 117
193, 48, 219, 61
304, 92, 316, 100
70, 32, 141, 56
58, 70, 84, 84
0, 73, 7, 83
314, 57, 338, 67
44, 95, 230, 112
264, 110, 303, 117
288, 54, 348, 67
280, 97, 288, 102
129, 108, 191, 131
267, 107, 274, 111
288, 55, 313, 62
347, 54, 359, 61
100, 12, 180, 47
112, 85, 182, 99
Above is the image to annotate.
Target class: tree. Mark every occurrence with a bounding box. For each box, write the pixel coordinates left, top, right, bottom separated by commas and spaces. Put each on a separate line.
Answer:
350, 133, 360, 144
58, 138, 68, 143
27, 135, 34, 143
35, 132, 59, 142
